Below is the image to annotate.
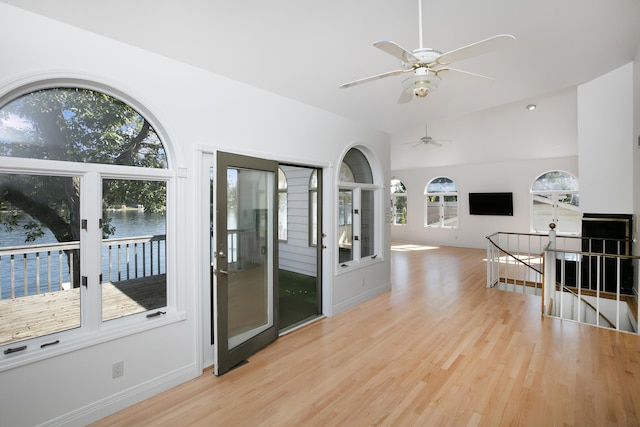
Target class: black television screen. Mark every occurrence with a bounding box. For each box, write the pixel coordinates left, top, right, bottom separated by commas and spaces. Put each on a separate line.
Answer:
469, 192, 513, 216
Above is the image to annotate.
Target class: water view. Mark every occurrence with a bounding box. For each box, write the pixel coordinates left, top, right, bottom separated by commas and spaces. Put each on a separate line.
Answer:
1, 210, 166, 299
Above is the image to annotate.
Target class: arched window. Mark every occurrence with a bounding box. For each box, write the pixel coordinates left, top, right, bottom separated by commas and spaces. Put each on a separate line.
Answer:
424, 177, 458, 228
278, 167, 288, 241
0, 84, 173, 353
338, 148, 378, 265
390, 179, 407, 225
531, 171, 580, 233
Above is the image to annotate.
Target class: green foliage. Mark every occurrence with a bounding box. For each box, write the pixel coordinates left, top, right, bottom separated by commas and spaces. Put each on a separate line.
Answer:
0, 87, 168, 243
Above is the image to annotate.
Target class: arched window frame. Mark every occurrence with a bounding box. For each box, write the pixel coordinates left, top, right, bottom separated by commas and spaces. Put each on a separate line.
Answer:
424, 177, 458, 229
0, 80, 179, 368
530, 170, 580, 234
390, 179, 407, 226
338, 148, 381, 267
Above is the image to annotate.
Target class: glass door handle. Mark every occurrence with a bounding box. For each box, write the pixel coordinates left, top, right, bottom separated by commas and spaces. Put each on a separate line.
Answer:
215, 269, 229, 276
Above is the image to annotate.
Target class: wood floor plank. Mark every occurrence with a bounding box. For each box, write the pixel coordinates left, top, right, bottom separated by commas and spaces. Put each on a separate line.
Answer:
91, 245, 640, 427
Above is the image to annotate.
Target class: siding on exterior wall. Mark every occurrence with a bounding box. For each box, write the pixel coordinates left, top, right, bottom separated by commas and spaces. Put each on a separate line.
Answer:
278, 165, 316, 276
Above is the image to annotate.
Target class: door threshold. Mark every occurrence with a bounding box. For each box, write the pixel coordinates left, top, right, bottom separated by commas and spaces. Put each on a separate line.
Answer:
279, 315, 326, 336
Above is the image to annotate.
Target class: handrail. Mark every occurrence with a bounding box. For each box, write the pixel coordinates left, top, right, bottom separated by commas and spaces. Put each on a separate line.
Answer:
556, 282, 616, 329
487, 231, 637, 333
486, 234, 543, 275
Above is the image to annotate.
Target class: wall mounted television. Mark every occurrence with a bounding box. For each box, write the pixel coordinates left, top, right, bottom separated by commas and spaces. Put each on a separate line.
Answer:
468, 192, 513, 216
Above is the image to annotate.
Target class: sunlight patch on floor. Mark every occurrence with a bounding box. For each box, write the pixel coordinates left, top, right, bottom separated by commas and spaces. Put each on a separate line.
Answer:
391, 243, 440, 252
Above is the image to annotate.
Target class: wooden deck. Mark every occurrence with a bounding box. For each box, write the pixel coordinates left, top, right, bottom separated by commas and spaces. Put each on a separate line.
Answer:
0, 275, 166, 345
92, 245, 640, 426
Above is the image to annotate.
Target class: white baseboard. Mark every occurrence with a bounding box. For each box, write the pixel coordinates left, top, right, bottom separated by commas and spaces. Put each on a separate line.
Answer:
40, 363, 200, 427
332, 281, 391, 316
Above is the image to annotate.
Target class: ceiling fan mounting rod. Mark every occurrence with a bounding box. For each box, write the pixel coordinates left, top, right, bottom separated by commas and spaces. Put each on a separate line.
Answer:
418, 0, 424, 50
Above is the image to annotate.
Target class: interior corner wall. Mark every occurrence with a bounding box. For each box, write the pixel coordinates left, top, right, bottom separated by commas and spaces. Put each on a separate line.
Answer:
577, 62, 634, 215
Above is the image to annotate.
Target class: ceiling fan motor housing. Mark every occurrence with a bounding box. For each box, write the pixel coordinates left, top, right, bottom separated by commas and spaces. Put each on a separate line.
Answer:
400, 48, 443, 97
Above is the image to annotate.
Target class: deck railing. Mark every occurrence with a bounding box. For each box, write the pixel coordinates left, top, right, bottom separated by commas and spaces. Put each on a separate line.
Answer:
487, 229, 639, 334
0, 234, 166, 300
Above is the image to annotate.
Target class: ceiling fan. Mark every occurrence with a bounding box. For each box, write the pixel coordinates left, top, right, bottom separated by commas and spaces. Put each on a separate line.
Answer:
404, 124, 451, 147
339, 0, 516, 103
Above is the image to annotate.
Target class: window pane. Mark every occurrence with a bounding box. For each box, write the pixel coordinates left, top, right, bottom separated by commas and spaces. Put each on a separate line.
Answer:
426, 177, 456, 193
338, 189, 353, 263
101, 179, 167, 322
0, 173, 81, 346
0, 88, 167, 168
278, 192, 288, 241
361, 190, 375, 257
557, 195, 581, 234
532, 171, 578, 191
310, 190, 318, 246
425, 195, 441, 227
532, 194, 553, 232
442, 195, 458, 228
392, 194, 407, 225
342, 148, 372, 184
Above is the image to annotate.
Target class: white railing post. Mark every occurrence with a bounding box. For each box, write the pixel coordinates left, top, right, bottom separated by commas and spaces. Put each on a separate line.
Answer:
543, 223, 557, 316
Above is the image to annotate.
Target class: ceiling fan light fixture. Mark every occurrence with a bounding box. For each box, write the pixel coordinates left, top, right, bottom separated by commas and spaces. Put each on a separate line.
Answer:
402, 71, 441, 99
413, 86, 430, 98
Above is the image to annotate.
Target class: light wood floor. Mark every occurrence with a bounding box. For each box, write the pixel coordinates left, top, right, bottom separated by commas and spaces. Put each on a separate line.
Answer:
92, 244, 640, 426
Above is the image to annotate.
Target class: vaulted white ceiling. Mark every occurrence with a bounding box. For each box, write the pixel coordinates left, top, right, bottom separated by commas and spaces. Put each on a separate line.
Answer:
2, 0, 640, 169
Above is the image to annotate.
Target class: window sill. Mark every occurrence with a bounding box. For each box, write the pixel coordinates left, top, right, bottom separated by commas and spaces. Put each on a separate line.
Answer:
0, 310, 187, 373
337, 256, 383, 275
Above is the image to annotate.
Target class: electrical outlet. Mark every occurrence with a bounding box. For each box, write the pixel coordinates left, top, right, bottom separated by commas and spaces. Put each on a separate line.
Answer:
112, 361, 124, 379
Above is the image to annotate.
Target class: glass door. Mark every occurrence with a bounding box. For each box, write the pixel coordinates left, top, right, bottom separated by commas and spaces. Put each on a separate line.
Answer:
213, 152, 278, 375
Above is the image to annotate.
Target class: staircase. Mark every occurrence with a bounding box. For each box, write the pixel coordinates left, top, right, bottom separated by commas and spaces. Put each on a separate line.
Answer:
486, 228, 639, 334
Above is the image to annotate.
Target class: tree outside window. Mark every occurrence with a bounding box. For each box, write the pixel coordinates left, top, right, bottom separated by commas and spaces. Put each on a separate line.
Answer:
390, 179, 407, 225
0, 85, 170, 348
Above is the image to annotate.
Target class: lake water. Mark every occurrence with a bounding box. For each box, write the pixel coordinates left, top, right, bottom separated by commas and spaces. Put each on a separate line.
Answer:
1, 210, 166, 299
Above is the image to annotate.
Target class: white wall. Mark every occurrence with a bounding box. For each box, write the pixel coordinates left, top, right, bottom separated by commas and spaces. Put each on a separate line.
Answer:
391, 156, 578, 249
0, 4, 390, 426
578, 63, 635, 214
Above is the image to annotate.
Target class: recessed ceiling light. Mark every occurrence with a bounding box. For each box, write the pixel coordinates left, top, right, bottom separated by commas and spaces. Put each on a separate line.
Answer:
526, 104, 536, 111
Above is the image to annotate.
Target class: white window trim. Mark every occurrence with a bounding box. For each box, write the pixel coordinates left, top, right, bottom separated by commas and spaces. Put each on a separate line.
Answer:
0, 156, 184, 372
336, 182, 383, 272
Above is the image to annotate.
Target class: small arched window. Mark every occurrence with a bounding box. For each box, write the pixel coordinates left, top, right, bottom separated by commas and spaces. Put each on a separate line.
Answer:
390, 179, 407, 225
424, 177, 458, 228
338, 148, 377, 264
531, 171, 580, 234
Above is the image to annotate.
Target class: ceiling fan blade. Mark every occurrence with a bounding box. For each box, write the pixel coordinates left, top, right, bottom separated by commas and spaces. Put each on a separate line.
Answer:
429, 140, 443, 147
436, 34, 516, 65
339, 68, 412, 89
374, 40, 420, 63
436, 67, 494, 81
397, 89, 413, 104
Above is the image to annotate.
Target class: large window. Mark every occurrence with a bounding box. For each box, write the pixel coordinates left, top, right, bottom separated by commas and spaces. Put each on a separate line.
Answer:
0, 85, 172, 356
531, 171, 580, 234
390, 179, 407, 225
338, 148, 378, 265
424, 177, 458, 228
